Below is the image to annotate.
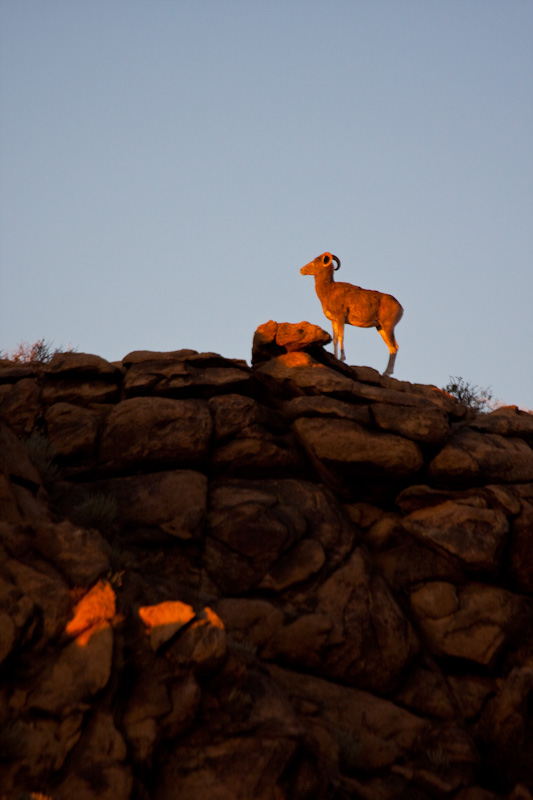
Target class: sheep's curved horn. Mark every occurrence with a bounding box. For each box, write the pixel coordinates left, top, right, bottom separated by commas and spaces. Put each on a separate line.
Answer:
332, 255, 341, 271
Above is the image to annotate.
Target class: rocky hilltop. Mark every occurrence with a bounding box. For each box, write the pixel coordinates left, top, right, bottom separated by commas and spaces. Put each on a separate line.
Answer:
1, 321, 533, 800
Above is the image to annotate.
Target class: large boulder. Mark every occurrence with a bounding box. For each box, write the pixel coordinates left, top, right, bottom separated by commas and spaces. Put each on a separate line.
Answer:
409, 581, 526, 666
72, 469, 208, 540
41, 352, 122, 405
205, 478, 354, 595
122, 351, 251, 398
45, 402, 100, 463
469, 406, 533, 440
401, 500, 509, 573
293, 416, 424, 499
269, 664, 433, 772
263, 547, 419, 692
0, 378, 41, 436
99, 397, 212, 472
255, 351, 357, 394
252, 320, 332, 364
371, 402, 450, 444
429, 429, 533, 486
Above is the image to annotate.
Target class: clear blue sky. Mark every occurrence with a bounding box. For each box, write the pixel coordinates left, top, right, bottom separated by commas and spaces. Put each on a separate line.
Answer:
1, 1, 532, 409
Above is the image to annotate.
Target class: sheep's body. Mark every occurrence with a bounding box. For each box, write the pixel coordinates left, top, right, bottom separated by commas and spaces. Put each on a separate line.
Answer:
300, 252, 403, 376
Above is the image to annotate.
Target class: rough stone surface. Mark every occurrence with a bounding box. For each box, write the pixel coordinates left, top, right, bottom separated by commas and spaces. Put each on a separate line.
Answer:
371, 402, 450, 444
294, 416, 424, 486
410, 581, 522, 666
72, 469, 208, 540
402, 500, 509, 572
508, 501, 533, 593
45, 401, 100, 462
429, 428, 533, 485
252, 319, 332, 364
99, 396, 212, 471
0, 377, 41, 436
139, 600, 197, 650
1, 326, 533, 799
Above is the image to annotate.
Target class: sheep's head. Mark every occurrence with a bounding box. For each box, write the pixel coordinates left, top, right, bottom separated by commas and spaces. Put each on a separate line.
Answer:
300, 252, 341, 276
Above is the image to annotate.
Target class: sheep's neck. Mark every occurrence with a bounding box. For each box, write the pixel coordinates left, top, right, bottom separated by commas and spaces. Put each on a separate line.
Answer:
313, 269, 335, 304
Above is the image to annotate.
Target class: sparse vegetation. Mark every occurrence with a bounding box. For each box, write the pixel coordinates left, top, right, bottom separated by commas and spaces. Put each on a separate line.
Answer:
73, 493, 119, 532
24, 432, 61, 487
443, 375, 493, 414
424, 745, 451, 774
0, 338, 77, 364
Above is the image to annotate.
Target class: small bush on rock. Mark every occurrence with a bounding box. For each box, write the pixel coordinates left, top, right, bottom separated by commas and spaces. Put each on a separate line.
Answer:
0, 338, 77, 363
443, 376, 493, 414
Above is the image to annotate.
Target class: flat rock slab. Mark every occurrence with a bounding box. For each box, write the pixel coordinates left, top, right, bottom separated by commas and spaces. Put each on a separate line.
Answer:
41, 353, 122, 405
282, 395, 372, 425
122, 349, 198, 365
255, 352, 357, 394
42, 379, 120, 405
45, 352, 120, 377
123, 360, 250, 398
294, 417, 424, 477
371, 403, 450, 444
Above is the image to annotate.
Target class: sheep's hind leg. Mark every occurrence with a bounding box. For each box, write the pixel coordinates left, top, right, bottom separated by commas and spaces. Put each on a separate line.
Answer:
378, 328, 398, 376
383, 351, 397, 377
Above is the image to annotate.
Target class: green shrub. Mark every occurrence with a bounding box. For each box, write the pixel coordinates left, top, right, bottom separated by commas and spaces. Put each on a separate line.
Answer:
443, 375, 493, 414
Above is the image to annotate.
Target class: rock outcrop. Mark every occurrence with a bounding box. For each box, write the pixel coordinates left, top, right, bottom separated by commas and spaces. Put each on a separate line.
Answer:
1, 321, 533, 800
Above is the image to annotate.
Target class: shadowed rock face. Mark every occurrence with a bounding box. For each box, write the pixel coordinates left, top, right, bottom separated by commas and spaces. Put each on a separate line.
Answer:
1, 323, 533, 800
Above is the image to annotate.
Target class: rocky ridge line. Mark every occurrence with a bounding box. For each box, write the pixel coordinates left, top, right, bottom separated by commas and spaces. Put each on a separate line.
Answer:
0, 320, 533, 800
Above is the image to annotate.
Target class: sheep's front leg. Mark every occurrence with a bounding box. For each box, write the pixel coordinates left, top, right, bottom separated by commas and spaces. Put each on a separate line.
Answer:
331, 322, 338, 359
333, 319, 345, 361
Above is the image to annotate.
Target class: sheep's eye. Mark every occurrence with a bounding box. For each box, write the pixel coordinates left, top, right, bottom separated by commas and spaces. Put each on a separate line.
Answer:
323, 256, 330, 265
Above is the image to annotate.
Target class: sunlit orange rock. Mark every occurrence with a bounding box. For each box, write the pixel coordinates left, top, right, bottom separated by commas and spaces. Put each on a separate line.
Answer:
167, 606, 227, 673
252, 319, 331, 364
65, 579, 116, 646
139, 600, 196, 651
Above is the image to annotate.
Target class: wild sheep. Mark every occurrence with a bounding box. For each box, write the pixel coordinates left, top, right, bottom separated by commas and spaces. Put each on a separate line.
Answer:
300, 252, 403, 376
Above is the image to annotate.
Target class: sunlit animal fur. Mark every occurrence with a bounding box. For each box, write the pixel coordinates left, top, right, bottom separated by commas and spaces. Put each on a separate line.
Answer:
300, 252, 403, 376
